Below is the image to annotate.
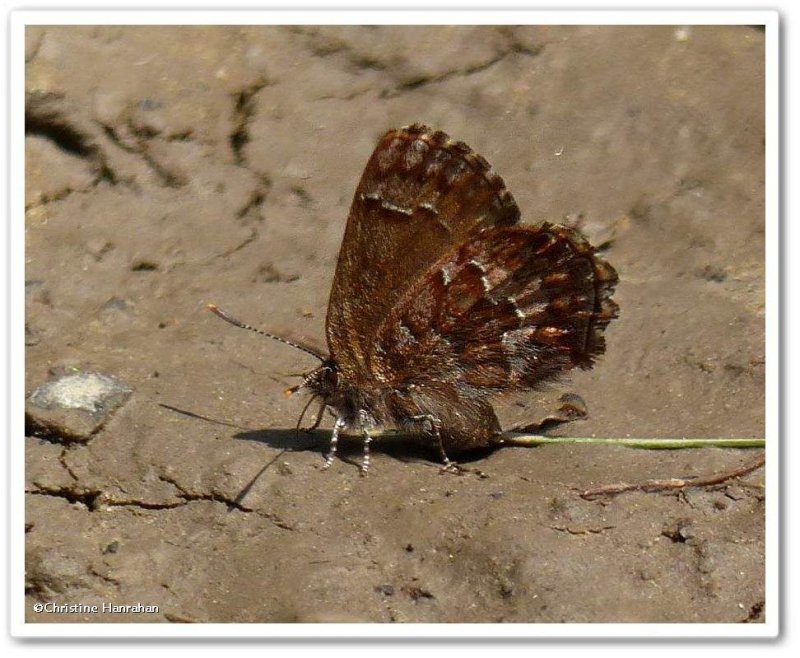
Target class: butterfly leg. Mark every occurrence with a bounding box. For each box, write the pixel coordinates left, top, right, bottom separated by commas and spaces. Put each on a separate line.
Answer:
356, 409, 374, 474
360, 431, 373, 475
410, 414, 459, 473
323, 417, 346, 469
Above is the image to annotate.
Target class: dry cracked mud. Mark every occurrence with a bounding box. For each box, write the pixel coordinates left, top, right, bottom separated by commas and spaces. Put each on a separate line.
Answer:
24, 25, 765, 625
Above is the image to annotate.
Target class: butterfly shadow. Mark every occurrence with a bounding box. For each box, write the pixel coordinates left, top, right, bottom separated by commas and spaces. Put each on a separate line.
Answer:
233, 427, 499, 469
159, 401, 572, 471
157, 402, 493, 467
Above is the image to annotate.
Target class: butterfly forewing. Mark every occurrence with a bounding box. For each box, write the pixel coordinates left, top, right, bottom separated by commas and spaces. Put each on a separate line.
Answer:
325, 124, 521, 381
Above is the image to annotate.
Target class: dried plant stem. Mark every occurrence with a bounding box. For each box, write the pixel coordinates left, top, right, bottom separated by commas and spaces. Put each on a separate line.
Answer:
496, 434, 766, 498
361, 430, 765, 452
579, 453, 766, 500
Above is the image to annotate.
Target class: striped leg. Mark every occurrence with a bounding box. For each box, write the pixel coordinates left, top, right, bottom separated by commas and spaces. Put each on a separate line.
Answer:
360, 431, 373, 475
410, 414, 458, 472
323, 417, 346, 469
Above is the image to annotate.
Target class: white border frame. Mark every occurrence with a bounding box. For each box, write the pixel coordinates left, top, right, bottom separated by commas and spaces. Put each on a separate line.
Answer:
8, 9, 780, 640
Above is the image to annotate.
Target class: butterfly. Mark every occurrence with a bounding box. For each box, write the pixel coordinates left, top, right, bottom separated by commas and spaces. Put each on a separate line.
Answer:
209, 124, 618, 473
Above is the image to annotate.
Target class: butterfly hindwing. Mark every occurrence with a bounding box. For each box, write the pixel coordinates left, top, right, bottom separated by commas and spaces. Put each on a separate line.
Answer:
372, 223, 618, 449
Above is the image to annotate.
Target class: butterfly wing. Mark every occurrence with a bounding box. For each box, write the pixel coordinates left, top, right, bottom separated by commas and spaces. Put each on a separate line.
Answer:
325, 124, 520, 381
373, 223, 619, 451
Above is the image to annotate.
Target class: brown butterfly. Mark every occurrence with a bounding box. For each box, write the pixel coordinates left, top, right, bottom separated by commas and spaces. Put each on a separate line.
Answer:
209, 124, 618, 472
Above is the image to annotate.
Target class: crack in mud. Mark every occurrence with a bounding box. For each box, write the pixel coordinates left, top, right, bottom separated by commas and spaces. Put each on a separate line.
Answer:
157, 473, 296, 529
742, 599, 764, 623
26, 482, 294, 530
383, 52, 508, 97
141, 151, 187, 188
164, 612, 200, 623
293, 27, 546, 102
549, 524, 616, 536
25, 92, 119, 207
27, 486, 103, 510
216, 228, 259, 260
26, 94, 98, 159
89, 566, 122, 589
96, 119, 190, 188
230, 78, 270, 166
99, 121, 187, 188
25, 187, 76, 209
235, 189, 266, 220
289, 26, 388, 72
630, 176, 711, 226
381, 39, 545, 98
58, 447, 81, 481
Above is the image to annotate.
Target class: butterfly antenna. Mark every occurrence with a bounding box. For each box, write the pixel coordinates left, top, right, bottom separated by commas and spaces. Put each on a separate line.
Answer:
207, 304, 326, 362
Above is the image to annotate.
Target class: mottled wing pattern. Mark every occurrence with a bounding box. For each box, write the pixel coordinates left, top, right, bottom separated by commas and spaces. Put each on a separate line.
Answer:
326, 124, 520, 381
372, 223, 618, 449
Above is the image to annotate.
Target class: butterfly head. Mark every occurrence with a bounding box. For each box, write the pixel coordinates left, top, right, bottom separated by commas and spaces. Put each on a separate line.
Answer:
297, 361, 339, 400
296, 360, 381, 430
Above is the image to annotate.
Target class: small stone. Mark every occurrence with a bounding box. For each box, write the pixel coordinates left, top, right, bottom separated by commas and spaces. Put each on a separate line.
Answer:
101, 297, 131, 313
374, 584, 395, 596
674, 26, 691, 42
25, 280, 44, 294
86, 239, 113, 261
499, 581, 514, 598
277, 461, 294, 476
405, 585, 435, 601
662, 519, 695, 543
27, 372, 133, 442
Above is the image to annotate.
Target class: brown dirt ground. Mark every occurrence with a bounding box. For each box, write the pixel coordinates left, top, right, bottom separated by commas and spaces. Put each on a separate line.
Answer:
24, 25, 765, 624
